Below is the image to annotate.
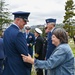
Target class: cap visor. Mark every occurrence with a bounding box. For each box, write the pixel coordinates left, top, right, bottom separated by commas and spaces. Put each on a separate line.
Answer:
24, 19, 29, 22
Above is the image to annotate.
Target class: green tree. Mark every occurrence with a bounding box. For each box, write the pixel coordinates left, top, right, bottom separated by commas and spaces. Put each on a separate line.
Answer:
63, 0, 75, 37
0, 0, 12, 31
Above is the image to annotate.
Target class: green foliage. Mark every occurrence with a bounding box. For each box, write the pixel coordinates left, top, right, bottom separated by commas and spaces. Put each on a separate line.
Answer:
42, 28, 46, 37
68, 38, 75, 56
63, 0, 75, 23
0, 0, 12, 31
63, 0, 75, 37
63, 24, 75, 37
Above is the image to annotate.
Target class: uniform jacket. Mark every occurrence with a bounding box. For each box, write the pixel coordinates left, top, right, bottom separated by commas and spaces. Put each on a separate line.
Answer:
46, 29, 56, 59
2, 24, 30, 75
0, 38, 4, 59
25, 32, 35, 56
34, 44, 74, 75
35, 36, 44, 60
0, 38, 5, 75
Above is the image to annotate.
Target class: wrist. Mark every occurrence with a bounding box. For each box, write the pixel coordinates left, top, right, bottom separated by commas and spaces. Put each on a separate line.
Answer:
31, 58, 34, 64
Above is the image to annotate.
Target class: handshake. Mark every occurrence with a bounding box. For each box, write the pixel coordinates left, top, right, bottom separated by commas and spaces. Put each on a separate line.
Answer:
21, 54, 34, 64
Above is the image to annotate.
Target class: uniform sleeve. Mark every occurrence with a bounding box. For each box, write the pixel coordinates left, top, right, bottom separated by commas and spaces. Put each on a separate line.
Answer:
15, 32, 29, 56
34, 47, 67, 69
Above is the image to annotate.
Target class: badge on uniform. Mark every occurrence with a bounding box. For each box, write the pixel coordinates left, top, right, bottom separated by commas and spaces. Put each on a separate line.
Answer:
29, 36, 32, 38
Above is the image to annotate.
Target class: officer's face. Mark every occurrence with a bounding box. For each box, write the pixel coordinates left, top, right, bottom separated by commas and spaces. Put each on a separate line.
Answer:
34, 32, 39, 37
25, 29, 30, 33
45, 27, 50, 33
18, 18, 27, 29
52, 34, 60, 46
46, 23, 54, 32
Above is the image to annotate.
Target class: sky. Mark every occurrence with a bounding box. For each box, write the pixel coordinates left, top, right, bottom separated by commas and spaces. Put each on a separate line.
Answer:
5, 0, 75, 26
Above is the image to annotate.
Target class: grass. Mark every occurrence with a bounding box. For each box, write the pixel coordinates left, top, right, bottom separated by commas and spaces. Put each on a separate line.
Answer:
68, 38, 75, 57
31, 65, 36, 75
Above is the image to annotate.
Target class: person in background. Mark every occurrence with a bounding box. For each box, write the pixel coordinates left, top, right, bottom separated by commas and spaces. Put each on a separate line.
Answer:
25, 25, 35, 57
42, 25, 48, 60
34, 28, 44, 75
0, 38, 5, 75
45, 18, 56, 75
21, 28, 74, 75
2, 11, 30, 75
24, 25, 35, 74
45, 18, 56, 59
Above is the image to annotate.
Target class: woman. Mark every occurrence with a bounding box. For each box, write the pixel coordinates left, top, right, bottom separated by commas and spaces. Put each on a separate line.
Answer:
21, 28, 74, 75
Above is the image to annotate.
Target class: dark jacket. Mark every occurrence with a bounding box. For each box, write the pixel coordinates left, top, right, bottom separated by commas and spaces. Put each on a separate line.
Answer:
0, 38, 4, 59
0, 38, 5, 75
2, 24, 30, 75
25, 32, 35, 56
35, 36, 44, 60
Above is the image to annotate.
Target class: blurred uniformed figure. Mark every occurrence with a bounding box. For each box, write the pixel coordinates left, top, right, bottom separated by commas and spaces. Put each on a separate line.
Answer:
45, 18, 56, 59
45, 18, 56, 75
25, 25, 35, 57
42, 25, 48, 60
2, 11, 31, 75
24, 25, 35, 74
0, 38, 5, 75
34, 28, 44, 75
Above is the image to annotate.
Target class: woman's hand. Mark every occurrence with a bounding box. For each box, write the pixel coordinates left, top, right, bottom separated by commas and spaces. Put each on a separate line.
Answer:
21, 54, 34, 64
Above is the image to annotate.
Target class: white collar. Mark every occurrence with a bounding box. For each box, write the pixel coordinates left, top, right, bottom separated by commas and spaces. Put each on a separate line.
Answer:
51, 27, 55, 32
12, 23, 20, 29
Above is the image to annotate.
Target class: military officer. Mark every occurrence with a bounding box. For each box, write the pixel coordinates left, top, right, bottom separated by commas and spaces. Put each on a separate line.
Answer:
25, 25, 35, 57
2, 11, 30, 75
24, 25, 35, 74
45, 18, 56, 75
34, 28, 44, 75
45, 18, 56, 59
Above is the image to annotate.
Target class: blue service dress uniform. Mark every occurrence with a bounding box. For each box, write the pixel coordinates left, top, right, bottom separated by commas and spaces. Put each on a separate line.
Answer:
45, 18, 56, 75
25, 32, 35, 56
45, 30, 56, 75
46, 31, 56, 59
24, 32, 35, 74
45, 18, 56, 59
0, 38, 5, 75
2, 24, 30, 75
